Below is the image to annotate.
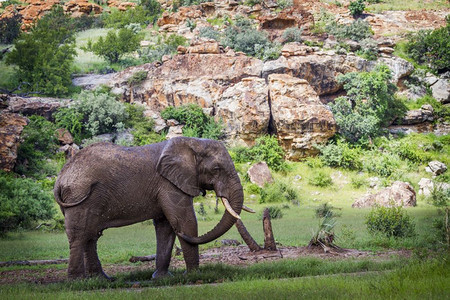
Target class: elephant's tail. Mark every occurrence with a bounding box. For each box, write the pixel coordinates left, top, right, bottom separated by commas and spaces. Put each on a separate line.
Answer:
54, 182, 97, 208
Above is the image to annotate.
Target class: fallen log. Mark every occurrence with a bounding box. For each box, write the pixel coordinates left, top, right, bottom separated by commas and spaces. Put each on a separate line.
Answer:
129, 254, 156, 263
0, 259, 68, 267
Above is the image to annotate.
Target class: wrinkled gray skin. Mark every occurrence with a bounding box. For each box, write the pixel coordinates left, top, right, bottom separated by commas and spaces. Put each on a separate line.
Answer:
54, 137, 243, 280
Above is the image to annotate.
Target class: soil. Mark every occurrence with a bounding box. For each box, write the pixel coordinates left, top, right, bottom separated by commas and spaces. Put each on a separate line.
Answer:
0, 245, 411, 285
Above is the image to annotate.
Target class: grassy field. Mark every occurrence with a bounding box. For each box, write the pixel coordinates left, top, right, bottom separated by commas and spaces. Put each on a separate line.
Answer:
365, 0, 450, 13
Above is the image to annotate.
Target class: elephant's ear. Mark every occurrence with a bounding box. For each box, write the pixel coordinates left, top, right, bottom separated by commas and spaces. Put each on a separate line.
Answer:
157, 137, 200, 197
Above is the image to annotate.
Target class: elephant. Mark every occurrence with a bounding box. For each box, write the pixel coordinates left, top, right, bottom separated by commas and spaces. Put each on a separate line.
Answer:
54, 137, 248, 280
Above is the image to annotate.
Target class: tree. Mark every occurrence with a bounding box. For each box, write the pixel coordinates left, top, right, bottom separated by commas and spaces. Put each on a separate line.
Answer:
0, 11, 21, 44
5, 6, 76, 96
83, 28, 142, 63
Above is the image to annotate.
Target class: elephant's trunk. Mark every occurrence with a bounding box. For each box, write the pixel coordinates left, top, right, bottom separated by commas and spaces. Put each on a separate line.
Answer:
179, 176, 243, 245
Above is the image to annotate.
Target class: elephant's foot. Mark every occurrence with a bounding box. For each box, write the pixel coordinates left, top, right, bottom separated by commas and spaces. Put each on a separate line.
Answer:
87, 270, 113, 281
152, 270, 173, 279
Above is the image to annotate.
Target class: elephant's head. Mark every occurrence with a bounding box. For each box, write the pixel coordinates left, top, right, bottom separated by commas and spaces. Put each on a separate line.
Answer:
156, 137, 244, 244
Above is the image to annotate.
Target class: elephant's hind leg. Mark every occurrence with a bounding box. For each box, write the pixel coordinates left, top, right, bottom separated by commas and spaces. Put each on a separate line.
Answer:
152, 217, 176, 278
85, 238, 110, 280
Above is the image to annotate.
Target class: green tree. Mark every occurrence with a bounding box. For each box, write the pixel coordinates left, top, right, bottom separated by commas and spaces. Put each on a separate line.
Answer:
0, 11, 21, 44
83, 28, 142, 63
5, 6, 76, 96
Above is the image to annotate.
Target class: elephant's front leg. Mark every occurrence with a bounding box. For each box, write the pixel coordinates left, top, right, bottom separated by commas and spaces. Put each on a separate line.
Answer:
177, 206, 199, 272
153, 217, 176, 278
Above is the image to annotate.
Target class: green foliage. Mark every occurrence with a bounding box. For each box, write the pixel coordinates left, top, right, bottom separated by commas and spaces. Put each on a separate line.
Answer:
350, 175, 368, 189
0, 172, 55, 236
83, 28, 142, 63
124, 103, 165, 145
282, 27, 303, 43
348, 0, 365, 16
363, 151, 402, 178
70, 14, 104, 32
326, 19, 373, 41
75, 90, 128, 136
311, 8, 335, 34
54, 107, 84, 144
318, 141, 362, 170
309, 212, 337, 247
5, 6, 76, 96
0, 10, 21, 44
366, 206, 416, 238
277, 0, 293, 10
329, 65, 406, 144
15, 116, 59, 178
199, 26, 220, 40
309, 171, 333, 187
315, 203, 341, 218
260, 206, 283, 220
429, 183, 450, 208
160, 104, 224, 140
245, 0, 261, 6
103, 5, 160, 28
405, 95, 450, 123
404, 20, 450, 73
138, 34, 187, 63
127, 70, 148, 85
356, 38, 378, 60
260, 181, 299, 204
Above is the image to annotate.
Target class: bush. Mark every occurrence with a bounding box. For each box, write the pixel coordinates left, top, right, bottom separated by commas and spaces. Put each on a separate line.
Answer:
75, 90, 128, 136
54, 107, 84, 144
326, 19, 372, 41
260, 181, 299, 204
277, 0, 293, 10
405, 19, 450, 73
348, 0, 365, 16
15, 116, 60, 178
260, 206, 283, 220
282, 27, 303, 44
127, 70, 148, 85
309, 171, 333, 187
351, 175, 368, 189
366, 205, 416, 238
315, 203, 341, 218
0, 172, 56, 236
329, 65, 406, 144
5, 6, 76, 96
124, 103, 165, 145
356, 38, 378, 60
199, 26, 220, 40
138, 34, 187, 63
83, 28, 142, 63
0, 11, 21, 44
363, 151, 402, 177
103, 5, 160, 28
318, 141, 362, 170
160, 104, 224, 140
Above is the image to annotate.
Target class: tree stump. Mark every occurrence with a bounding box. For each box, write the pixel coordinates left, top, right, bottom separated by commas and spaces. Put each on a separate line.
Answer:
263, 208, 277, 251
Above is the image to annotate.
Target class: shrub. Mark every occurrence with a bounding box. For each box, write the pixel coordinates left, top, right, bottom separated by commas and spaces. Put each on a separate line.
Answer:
199, 26, 220, 40
260, 206, 283, 220
54, 107, 84, 144
348, 0, 365, 16
127, 70, 148, 86
326, 19, 372, 41
351, 175, 368, 189
260, 181, 299, 203
329, 65, 406, 144
70, 14, 104, 31
363, 151, 402, 177
15, 116, 59, 178
0, 11, 21, 44
312, 8, 335, 34
161, 104, 224, 140
366, 205, 416, 238
5, 6, 76, 96
315, 203, 341, 218
405, 19, 450, 73
83, 28, 142, 63
249, 135, 287, 172
282, 27, 303, 44
305, 157, 324, 169
255, 43, 282, 61
138, 34, 187, 63
309, 171, 333, 187
124, 104, 165, 146
0, 172, 56, 236
318, 141, 362, 170
75, 90, 128, 136
356, 38, 378, 60
277, 0, 293, 9
103, 5, 160, 28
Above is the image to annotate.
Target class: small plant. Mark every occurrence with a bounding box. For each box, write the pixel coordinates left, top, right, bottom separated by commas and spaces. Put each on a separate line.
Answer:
356, 38, 378, 60
199, 26, 220, 40
318, 141, 362, 170
260, 181, 299, 204
127, 71, 148, 86
428, 182, 450, 247
366, 205, 416, 238
351, 175, 368, 189
309, 213, 338, 250
315, 203, 341, 218
185, 18, 196, 32
309, 171, 333, 187
348, 0, 365, 16
277, 0, 293, 9
197, 203, 207, 219
326, 19, 372, 42
54, 107, 84, 144
282, 27, 303, 44
259, 206, 283, 220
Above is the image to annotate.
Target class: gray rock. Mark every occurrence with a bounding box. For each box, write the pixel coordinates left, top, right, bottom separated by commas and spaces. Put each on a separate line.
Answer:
72, 73, 115, 90
116, 130, 134, 146
166, 125, 184, 139
419, 177, 450, 196
426, 160, 447, 176
352, 181, 416, 208
396, 104, 434, 125
57, 144, 80, 159
430, 78, 450, 104
247, 162, 273, 188
378, 57, 414, 83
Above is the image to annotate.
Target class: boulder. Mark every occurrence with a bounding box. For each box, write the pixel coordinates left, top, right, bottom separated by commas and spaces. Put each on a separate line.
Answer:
57, 143, 80, 159
426, 160, 447, 176
396, 104, 434, 125
377, 57, 414, 83
166, 125, 184, 139
216, 77, 269, 145
352, 181, 416, 208
5, 95, 68, 120
268, 74, 336, 160
418, 178, 450, 196
187, 39, 222, 54
247, 162, 273, 188
430, 78, 450, 104
64, 0, 102, 17
280, 42, 312, 57
0, 112, 29, 172
56, 128, 74, 145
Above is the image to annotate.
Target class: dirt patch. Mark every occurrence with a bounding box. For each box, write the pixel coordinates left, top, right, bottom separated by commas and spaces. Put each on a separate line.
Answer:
0, 246, 410, 285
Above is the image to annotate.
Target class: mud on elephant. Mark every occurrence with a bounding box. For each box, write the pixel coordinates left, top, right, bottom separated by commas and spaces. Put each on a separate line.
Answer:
54, 137, 246, 279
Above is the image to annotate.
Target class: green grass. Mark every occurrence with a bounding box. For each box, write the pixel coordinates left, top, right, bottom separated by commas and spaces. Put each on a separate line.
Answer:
366, 0, 450, 13
0, 44, 17, 91
73, 28, 110, 74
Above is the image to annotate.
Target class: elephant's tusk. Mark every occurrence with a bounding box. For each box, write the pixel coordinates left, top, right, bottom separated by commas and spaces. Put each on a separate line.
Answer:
242, 205, 255, 213
221, 197, 241, 219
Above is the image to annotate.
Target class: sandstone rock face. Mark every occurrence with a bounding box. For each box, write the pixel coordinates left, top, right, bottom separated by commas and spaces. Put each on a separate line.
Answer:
396, 104, 434, 125
258, 7, 314, 31
64, 0, 102, 17
157, 6, 204, 27
268, 74, 336, 159
247, 162, 273, 188
5, 95, 68, 120
426, 160, 447, 176
0, 113, 29, 172
216, 77, 269, 145
352, 181, 416, 208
